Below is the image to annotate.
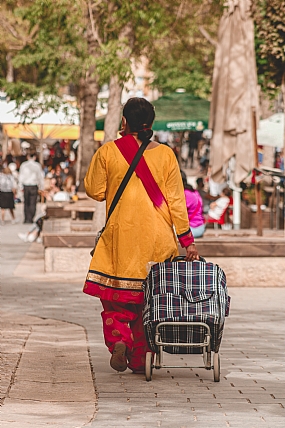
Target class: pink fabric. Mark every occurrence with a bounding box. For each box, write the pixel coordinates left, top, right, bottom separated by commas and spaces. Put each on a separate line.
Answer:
178, 232, 195, 248
184, 189, 205, 228
115, 135, 166, 208
101, 300, 153, 372
83, 280, 144, 304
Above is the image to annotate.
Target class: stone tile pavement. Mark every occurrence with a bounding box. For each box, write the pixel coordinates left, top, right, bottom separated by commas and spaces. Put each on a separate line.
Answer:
0, 313, 96, 428
0, 204, 285, 427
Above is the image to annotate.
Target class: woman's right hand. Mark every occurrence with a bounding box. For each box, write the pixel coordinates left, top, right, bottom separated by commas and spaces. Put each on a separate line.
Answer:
185, 243, 200, 262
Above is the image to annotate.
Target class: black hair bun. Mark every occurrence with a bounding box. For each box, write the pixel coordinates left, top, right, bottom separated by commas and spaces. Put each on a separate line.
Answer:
138, 128, 153, 143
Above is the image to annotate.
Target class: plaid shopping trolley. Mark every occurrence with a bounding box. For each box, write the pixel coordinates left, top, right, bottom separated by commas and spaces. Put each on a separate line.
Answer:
142, 257, 230, 355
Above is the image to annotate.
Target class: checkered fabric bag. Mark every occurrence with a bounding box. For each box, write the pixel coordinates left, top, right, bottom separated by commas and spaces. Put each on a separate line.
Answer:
142, 259, 230, 354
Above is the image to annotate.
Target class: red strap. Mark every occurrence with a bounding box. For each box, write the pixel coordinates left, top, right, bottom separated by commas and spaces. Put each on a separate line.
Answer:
115, 135, 166, 208
115, 135, 194, 246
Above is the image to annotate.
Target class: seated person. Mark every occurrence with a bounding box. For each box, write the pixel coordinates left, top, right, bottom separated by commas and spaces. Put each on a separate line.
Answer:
207, 187, 232, 222
52, 164, 66, 190
18, 209, 47, 243
196, 177, 218, 214
53, 189, 70, 201
181, 171, 205, 238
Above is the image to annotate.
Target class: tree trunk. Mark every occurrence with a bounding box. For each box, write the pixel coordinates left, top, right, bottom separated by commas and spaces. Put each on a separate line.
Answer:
103, 75, 123, 144
6, 52, 14, 83
103, 23, 134, 144
77, 2, 100, 191
281, 72, 285, 233
78, 76, 99, 191
282, 72, 285, 159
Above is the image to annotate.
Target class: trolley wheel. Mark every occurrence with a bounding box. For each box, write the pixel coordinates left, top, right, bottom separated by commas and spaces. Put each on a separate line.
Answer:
213, 352, 220, 382
145, 352, 153, 382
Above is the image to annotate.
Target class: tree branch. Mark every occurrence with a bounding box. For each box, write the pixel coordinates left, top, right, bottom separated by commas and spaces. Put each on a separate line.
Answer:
28, 24, 39, 41
198, 25, 217, 47
0, 16, 38, 48
115, 22, 134, 62
0, 16, 21, 40
172, 0, 186, 31
87, 1, 102, 46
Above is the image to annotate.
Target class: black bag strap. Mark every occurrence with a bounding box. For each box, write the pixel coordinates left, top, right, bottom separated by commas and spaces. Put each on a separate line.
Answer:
105, 138, 149, 226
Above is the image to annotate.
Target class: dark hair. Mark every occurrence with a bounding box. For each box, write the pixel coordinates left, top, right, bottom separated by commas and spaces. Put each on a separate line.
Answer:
180, 170, 194, 192
123, 97, 155, 144
222, 187, 232, 197
196, 177, 204, 187
5, 154, 13, 164
28, 152, 37, 158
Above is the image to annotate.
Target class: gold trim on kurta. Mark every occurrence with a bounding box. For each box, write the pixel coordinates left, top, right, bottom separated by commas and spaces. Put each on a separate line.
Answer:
86, 271, 143, 290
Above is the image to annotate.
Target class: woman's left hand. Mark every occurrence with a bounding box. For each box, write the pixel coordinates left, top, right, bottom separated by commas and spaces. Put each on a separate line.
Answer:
185, 243, 200, 262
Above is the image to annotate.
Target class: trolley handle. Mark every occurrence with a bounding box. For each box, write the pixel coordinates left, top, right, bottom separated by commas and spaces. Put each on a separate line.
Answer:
171, 256, 206, 263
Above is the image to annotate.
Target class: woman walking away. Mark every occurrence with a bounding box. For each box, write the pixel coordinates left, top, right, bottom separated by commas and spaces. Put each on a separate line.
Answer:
181, 170, 205, 238
83, 97, 199, 374
0, 167, 18, 225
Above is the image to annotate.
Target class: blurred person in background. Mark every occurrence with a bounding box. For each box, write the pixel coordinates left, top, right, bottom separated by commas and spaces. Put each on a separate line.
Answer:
0, 167, 18, 225
19, 152, 44, 223
2, 154, 20, 201
181, 171, 205, 238
52, 163, 66, 190
18, 208, 47, 243
187, 131, 199, 168
196, 177, 218, 214
51, 141, 65, 168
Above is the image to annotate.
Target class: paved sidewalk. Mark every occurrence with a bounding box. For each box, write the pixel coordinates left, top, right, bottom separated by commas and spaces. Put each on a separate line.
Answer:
1, 204, 285, 427
0, 313, 96, 427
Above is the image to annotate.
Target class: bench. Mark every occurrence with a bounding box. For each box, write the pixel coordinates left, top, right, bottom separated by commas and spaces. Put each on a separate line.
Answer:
46, 193, 96, 219
42, 201, 106, 272
46, 201, 71, 218
63, 199, 97, 220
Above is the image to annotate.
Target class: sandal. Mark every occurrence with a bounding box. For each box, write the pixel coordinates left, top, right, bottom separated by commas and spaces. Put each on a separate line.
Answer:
110, 341, 127, 372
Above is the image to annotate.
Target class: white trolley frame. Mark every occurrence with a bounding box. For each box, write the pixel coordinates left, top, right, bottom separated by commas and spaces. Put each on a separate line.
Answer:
145, 321, 220, 382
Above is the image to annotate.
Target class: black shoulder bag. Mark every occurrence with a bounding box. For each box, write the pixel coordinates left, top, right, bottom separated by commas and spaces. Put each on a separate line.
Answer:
90, 138, 149, 256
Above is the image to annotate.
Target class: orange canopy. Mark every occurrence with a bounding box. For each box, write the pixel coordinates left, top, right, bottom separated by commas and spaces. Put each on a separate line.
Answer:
2, 123, 104, 141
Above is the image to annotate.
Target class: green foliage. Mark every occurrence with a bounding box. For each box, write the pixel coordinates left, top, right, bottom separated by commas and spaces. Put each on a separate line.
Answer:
1, 0, 179, 104
89, 0, 176, 84
150, 52, 211, 99
0, 0, 86, 106
0, 80, 41, 103
0, 0, 225, 111
13, 0, 86, 88
254, 0, 285, 93
93, 40, 132, 85
148, 0, 223, 98
243, 185, 267, 205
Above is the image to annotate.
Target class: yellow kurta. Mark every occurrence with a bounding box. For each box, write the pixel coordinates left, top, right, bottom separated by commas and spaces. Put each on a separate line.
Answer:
84, 141, 191, 293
